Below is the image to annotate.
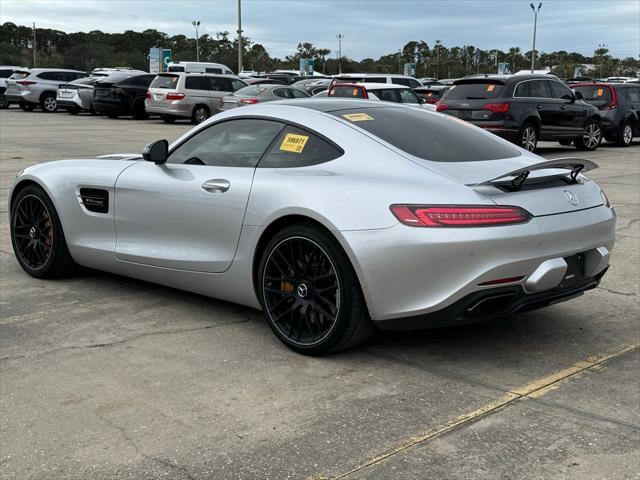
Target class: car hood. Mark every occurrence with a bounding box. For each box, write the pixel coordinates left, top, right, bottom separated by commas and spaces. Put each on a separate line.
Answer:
96, 153, 142, 161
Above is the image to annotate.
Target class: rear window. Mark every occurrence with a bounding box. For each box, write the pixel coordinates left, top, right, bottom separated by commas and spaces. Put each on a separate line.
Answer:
9, 71, 29, 80
234, 85, 267, 96
573, 85, 613, 105
445, 82, 505, 100
372, 88, 420, 104
331, 86, 365, 98
0, 69, 15, 78
330, 107, 521, 162
150, 75, 179, 89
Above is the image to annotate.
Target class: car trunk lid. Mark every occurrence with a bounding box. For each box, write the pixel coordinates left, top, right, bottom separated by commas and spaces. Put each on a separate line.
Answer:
438, 79, 508, 121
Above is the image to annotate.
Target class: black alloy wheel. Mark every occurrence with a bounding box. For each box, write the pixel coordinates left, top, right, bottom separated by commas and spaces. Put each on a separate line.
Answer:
258, 225, 374, 355
12, 194, 54, 269
11, 185, 76, 278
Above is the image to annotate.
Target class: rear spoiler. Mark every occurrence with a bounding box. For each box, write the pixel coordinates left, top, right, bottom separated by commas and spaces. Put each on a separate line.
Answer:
468, 158, 599, 187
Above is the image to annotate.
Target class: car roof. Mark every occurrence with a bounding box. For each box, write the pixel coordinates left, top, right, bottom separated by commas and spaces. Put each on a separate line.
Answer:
333, 73, 412, 78
29, 68, 86, 73
273, 98, 409, 112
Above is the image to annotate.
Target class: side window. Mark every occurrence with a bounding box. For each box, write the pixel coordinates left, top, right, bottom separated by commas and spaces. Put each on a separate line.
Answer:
205, 67, 223, 74
37, 72, 58, 81
260, 126, 343, 168
625, 87, 640, 102
74, 72, 89, 80
408, 79, 421, 89
129, 76, 153, 87
231, 79, 247, 91
367, 77, 387, 83
210, 77, 232, 91
514, 81, 530, 97
528, 80, 552, 98
392, 78, 411, 87
549, 81, 573, 100
290, 88, 309, 98
185, 76, 209, 90
167, 119, 284, 167
273, 88, 291, 99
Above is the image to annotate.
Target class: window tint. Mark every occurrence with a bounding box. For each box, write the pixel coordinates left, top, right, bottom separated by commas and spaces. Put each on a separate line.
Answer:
185, 76, 210, 90
290, 88, 309, 98
150, 75, 179, 89
273, 88, 291, 98
330, 86, 365, 98
0, 69, 15, 78
366, 77, 387, 83
549, 81, 574, 100
9, 71, 29, 80
444, 82, 505, 99
205, 67, 223, 74
621, 87, 640, 102
211, 77, 233, 91
331, 107, 521, 162
231, 79, 247, 91
37, 72, 61, 81
168, 66, 185, 72
572, 85, 613, 105
392, 78, 411, 87
516, 80, 551, 98
260, 126, 342, 168
128, 75, 154, 87
168, 119, 284, 167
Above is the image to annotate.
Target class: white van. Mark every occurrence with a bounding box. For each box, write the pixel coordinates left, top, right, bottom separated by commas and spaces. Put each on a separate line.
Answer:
167, 61, 234, 75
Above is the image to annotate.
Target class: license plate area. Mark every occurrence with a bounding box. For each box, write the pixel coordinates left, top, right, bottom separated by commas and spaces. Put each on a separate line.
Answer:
557, 253, 586, 290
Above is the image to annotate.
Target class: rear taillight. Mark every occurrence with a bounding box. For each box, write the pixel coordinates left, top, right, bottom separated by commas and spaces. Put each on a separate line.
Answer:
166, 92, 185, 100
436, 102, 448, 112
146, 91, 151, 99
17, 80, 37, 86
390, 205, 532, 227
483, 102, 511, 113
240, 98, 259, 104
426, 98, 439, 104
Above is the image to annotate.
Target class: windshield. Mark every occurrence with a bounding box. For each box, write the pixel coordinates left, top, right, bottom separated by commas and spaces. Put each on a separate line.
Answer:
150, 75, 179, 89
444, 82, 505, 100
330, 106, 521, 162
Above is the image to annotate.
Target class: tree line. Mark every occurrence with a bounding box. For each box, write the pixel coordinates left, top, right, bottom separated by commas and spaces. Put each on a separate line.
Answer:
1, 22, 638, 79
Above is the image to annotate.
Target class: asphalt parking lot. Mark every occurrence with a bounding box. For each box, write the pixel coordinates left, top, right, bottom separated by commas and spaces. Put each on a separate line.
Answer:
0, 108, 638, 480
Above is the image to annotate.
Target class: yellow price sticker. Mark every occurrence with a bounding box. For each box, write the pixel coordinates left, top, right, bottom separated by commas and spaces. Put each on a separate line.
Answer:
279, 133, 309, 153
342, 113, 375, 122
487, 84, 495, 92
596, 88, 604, 97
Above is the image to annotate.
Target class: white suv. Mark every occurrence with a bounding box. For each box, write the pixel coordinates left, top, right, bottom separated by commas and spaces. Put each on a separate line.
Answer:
0, 66, 25, 108
5, 68, 88, 112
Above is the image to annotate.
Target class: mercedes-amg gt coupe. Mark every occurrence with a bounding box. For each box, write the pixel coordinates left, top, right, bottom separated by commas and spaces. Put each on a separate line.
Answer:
9, 99, 616, 355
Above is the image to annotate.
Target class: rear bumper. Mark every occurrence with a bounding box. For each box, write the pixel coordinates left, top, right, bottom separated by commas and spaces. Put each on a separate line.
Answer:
375, 268, 607, 330
5, 91, 37, 104
57, 98, 83, 109
145, 101, 193, 117
339, 205, 616, 324
93, 100, 127, 114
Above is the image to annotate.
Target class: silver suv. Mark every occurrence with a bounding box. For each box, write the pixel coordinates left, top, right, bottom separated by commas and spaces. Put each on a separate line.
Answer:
0, 66, 25, 108
145, 73, 248, 124
5, 68, 88, 112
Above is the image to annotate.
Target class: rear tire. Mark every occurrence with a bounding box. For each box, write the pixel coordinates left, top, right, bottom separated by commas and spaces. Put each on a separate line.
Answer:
518, 122, 538, 152
40, 93, 57, 113
191, 105, 210, 124
257, 224, 374, 355
161, 115, 177, 124
0, 94, 8, 109
616, 122, 633, 147
574, 119, 602, 151
10, 184, 76, 278
132, 102, 148, 120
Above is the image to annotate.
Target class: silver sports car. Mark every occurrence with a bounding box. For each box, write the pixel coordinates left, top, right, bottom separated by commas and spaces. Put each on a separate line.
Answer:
9, 99, 616, 355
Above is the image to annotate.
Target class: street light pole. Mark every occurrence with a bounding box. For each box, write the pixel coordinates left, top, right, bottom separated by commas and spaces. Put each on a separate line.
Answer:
530, 2, 542, 73
435, 39, 441, 79
336, 34, 343, 74
237, 0, 243, 74
192, 20, 200, 62
32, 22, 36, 68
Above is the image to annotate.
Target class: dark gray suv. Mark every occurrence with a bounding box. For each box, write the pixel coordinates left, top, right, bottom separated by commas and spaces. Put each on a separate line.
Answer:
437, 74, 602, 152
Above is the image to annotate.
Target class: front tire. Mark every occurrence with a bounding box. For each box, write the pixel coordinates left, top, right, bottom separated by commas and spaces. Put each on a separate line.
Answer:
0, 94, 9, 109
258, 224, 374, 355
575, 119, 602, 151
40, 93, 57, 113
10, 184, 76, 278
518, 122, 538, 152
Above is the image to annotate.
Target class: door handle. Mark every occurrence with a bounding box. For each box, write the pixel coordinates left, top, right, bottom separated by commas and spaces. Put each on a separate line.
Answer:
201, 179, 230, 193
536, 104, 543, 109
560, 105, 567, 110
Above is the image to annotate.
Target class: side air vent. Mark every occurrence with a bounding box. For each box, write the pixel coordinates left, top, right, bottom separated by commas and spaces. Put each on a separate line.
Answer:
79, 188, 109, 214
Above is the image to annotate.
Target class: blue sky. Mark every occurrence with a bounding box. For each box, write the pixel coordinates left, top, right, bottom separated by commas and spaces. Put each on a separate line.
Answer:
2, 0, 638, 59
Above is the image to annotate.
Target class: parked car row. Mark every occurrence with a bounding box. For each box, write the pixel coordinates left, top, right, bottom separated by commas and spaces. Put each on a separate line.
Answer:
2, 64, 637, 150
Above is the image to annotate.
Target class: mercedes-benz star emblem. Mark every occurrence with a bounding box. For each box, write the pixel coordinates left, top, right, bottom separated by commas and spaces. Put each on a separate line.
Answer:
29, 226, 37, 238
563, 190, 579, 206
297, 283, 309, 298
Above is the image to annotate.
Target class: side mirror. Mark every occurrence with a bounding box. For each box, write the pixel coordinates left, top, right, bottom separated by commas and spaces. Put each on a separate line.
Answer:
420, 97, 427, 104
573, 91, 583, 101
142, 139, 169, 164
